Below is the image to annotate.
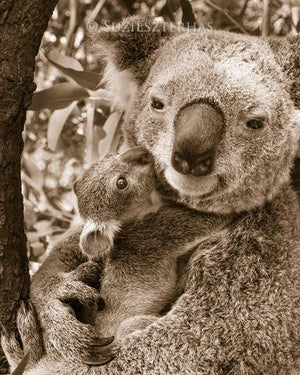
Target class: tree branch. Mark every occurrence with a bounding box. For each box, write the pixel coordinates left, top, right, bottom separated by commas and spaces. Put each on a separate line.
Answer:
0, 0, 58, 372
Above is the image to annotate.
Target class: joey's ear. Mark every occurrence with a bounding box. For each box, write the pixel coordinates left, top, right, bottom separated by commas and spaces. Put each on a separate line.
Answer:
81, 231, 111, 259
90, 16, 173, 109
80, 220, 120, 259
80, 222, 110, 259
268, 35, 300, 108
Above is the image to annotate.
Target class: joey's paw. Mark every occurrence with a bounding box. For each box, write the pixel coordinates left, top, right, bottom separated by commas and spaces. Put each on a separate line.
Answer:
83, 339, 119, 366
69, 261, 102, 289
55, 261, 104, 309
56, 277, 103, 309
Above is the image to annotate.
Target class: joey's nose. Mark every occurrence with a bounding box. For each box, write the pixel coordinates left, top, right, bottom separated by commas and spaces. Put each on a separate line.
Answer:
172, 149, 214, 176
120, 146, 152, 165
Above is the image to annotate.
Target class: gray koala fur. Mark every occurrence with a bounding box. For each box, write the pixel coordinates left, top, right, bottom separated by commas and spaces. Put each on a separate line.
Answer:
74, 152, 232, 356
74, 148, 157, 259
2, 16, 300, 375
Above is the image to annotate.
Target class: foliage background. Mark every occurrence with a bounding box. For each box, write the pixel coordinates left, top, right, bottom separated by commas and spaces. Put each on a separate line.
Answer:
24, 0, 299, 273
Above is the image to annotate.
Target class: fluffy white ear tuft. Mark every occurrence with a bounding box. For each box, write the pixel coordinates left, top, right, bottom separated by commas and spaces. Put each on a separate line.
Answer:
89, 16, 173, 111
102, 60, 138, 111
80, 220, 121, 259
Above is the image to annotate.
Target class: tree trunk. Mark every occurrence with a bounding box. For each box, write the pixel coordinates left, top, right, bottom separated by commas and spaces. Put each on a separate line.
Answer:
0, 0, 58, 372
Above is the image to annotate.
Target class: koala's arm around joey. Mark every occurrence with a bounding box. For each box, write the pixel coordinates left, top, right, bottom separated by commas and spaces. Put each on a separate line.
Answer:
3, 188, 300, 375
30, 203, 229, 353
116, 202, 235, 256
29, 226, 118, 365
5, 192, 299, 375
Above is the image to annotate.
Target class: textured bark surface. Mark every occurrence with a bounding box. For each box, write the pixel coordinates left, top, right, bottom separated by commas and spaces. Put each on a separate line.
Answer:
0, 0, 58, 372
292, 158, 300, 200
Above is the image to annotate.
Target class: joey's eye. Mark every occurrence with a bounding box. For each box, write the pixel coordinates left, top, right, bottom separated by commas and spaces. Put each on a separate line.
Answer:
150, 97, 165, 111
246, 119, 265, 130
116, 177, 128, 190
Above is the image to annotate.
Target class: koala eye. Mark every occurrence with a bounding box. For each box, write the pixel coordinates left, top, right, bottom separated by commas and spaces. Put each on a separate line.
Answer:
116, 177, 128, 190
150, 97, 165, 111
246, 119, 265, 130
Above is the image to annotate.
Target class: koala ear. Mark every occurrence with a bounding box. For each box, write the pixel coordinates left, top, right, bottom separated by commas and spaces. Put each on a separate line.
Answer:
80, 220, 120, 259
80, 230, 110, 260
90, 16, 173, 109
80, 221, 110, 259
268, 35, 300, 108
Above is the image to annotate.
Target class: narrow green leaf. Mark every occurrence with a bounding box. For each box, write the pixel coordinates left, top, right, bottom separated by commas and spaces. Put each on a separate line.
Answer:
88, 88, 112, 107
23, 153, 44, 189
180, 0, 198, 28
46, 51, 102, 90
86, 101, 96, 164
29, 82, 89, 111
47, 101, 78, 151
98, 111, 123, 160
89, 0, 106, 23
47, 50, 83, 70
65, 1, 78, 49
109, 121, 123, 154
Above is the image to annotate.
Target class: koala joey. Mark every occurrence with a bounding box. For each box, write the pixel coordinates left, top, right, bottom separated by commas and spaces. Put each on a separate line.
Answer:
73, 145, 234, 348
74, 145, 161, 260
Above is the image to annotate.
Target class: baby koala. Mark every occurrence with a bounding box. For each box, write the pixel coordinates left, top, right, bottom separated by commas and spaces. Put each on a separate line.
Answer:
74, 146, 161, 260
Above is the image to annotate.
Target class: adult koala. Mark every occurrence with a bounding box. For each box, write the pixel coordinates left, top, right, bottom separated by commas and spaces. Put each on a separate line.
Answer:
3, 16, 300, 375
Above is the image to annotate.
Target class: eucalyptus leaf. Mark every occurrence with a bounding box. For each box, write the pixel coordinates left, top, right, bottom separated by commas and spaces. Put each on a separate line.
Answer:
29, 82, 89, 111
47, 101, 78, 151
46, 51, 101, 90
98, 111, 122, 159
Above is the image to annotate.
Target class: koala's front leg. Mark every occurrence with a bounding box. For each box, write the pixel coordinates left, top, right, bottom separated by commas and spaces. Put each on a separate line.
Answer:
32, 261, 118, 365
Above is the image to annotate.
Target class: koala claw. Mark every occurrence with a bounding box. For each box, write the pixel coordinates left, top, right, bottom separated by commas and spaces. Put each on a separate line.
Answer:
83, 344, 119, 366
89, 336, 114, 347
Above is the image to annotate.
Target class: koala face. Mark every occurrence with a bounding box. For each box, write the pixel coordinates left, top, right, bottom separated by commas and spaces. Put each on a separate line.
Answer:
74, 146, 155, 223
92, 17, 300, 213
130, 33, 300, 213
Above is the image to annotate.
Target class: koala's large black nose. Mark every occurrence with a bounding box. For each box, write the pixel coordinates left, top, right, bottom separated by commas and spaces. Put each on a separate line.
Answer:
172, 102, 224, 177
172, 149, 214, 176
120, 146, 152, 165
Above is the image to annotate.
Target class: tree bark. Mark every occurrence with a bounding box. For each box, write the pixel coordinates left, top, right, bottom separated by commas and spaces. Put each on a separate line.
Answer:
0, 0, 58, 372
